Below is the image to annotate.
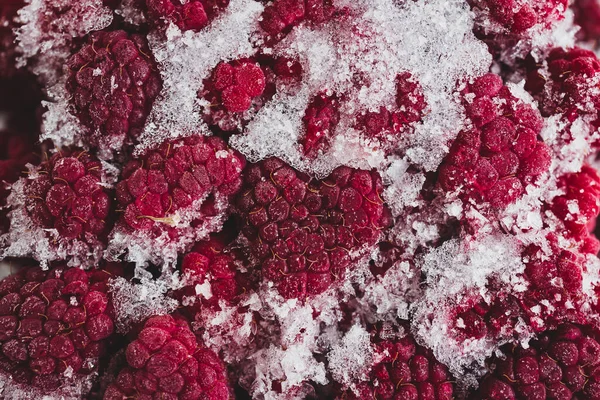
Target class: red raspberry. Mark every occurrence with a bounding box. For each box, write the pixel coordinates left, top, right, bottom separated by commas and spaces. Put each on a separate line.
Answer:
113, 136, 244, 255
103, 314, 231, 400
200, 59, 273, 132
470, 323, 600, 400
550, 166, 600, 254
437, 74, 550, 209
341, 325, 455, 400
469, 0, 568, 34
301, 93, 340, 157
66, 30, 162, 154
260, 0, 335, 43
574, 0, 600, 41
6, 148, 113, 258
0, 263, 117, 392
146, 0, 229, 32
235, 157, 391, 299
357, 72, 427, 141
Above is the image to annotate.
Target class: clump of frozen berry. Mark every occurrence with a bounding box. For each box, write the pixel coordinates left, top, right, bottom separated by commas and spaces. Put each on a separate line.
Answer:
0, 263, 117, 392
66, 30, 162, 154
357, 72, 427, 141
550, 166, 600, 254
301, 93, 340, 157
115, 136, 244, 233
470, 323, 600, 399
342, 325, 455, 400
200, 59, 272, 132
235, 157, 391, 299
103, 314, 231, 400
260, 0, 335, 43
146, 0, 229, 32
437, 73, 550, 209
469, 0, 568, 34
18, 148, 113, 244
574, 0, 600, 41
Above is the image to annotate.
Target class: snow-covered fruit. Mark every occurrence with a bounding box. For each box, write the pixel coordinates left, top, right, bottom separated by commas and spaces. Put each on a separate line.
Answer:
146, 0, 229, 32
341, 326, 455, 400
15, 147, 113, 245
301, 93, 340, 157
550, 166, 600, 254
260, 0, 335, 42
469, 0, 568, 34
437, 73, 550, 208
115, 135, 244, 232
103, 314, 231, 400
235, 157, 391, 299
470, 323, 600, 399
0, 263, 117, 391
66, 30, 162, 154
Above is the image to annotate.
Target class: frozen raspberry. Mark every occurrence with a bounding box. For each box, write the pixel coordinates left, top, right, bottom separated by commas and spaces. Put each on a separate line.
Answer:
550, 166, 600, 254
301, 93, 340, 157
357, 72, 427, 141
3, 148, 114, 262
260, 0, 335, 43
0, 263, 117, 392
469, 0, 568, 34
235, 157, 391, 299
200, 59, 274, 132
341, 325, 455, 400
470, 323, 600, 400
146, 0, 229, 32
437, 74, 550, 209
66, 30, 162, 154
103, 314, 231, 400
574, 0, 600, 41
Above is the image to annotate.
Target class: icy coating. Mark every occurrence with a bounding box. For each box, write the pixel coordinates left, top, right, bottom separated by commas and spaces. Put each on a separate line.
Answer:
4, 0, 600, 398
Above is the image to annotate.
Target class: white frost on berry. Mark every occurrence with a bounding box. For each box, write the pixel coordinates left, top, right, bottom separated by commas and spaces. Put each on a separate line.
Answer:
327, 324, 374, 387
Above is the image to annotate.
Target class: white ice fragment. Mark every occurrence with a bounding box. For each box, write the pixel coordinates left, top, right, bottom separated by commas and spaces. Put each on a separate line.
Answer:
328, 325, 374, 387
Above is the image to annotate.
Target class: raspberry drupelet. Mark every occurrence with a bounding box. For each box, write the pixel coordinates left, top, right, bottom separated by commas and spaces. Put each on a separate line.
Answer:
146, 0, 229, 32
470, 323, 600, 399
235, 157, 391, 299
0, 263, 117, 392
66, 30, 162, 155
340, 325, 455, 400
103, 314, 231, 400
260, 0, 335, 43
437, 73, 551, 209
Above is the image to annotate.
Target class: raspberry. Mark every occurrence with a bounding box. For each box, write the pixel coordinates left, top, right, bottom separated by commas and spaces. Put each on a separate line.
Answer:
235, 157, 391, 299
200, 59, 273, 132
113, 136, 244, 255
66, 30, 162, 154
146, 0, 229, 32
341, 325, 455, 400
437, 74, 550, 209
550, 166, 600, 253
260, 0, 335, 43
103, 314, 231, 400
4, 148, 114, 261
301, 93, 340, 157
470, 323, 600, 400
0, 263, 117, 392
574, 0, 600, 41
357, 72, 427, 141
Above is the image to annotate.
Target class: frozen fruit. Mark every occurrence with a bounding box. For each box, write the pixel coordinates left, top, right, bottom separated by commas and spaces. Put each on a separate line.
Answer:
146, 0, 229, 32
66, 30, 162, 154
301, 93, 340, 157
0, 263, 117, 392
574, 0, 600, 41
260, 0, 335, 43
437, 74, 550, 209
470, 323, 600, 400
103, 314, 231, 400
341, 324, 455, 400
235, 157, 391, 299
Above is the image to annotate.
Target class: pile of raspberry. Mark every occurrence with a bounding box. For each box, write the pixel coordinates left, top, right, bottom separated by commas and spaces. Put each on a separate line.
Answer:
5, 0, 600, 399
